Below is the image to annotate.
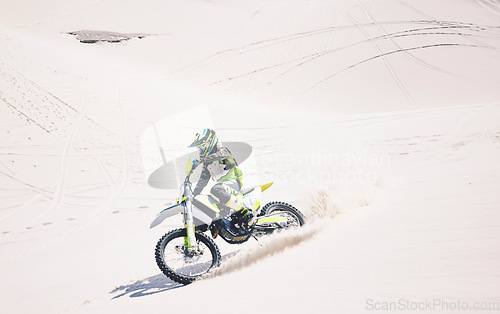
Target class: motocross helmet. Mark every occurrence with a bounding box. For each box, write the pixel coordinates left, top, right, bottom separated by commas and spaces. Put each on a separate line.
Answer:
188, 128, 219, 158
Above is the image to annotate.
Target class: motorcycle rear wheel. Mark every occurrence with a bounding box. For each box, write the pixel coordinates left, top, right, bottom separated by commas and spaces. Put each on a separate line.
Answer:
260, 201, 306, 228
155, 228, 221, 284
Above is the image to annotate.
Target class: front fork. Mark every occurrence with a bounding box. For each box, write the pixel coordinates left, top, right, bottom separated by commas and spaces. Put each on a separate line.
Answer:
183, 185, 197, 249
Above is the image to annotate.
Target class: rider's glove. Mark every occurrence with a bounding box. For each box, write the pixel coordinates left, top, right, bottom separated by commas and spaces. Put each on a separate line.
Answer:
192, 159, 200, 168
185, 157, 201, 174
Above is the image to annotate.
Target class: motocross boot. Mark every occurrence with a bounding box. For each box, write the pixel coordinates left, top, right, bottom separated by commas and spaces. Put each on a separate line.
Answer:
226, 195, 254, 232
239, 207, 256, 231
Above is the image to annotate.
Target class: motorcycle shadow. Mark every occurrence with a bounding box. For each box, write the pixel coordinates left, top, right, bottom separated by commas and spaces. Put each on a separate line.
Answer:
110, 274, 183, 299
110, 251, 240, 298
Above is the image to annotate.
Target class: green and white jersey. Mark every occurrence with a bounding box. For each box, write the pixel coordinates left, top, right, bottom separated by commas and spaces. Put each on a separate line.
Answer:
203, 147, 242, 185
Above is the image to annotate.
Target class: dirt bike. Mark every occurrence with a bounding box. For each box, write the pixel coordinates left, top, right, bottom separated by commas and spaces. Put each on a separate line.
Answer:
150, 160, 305, 284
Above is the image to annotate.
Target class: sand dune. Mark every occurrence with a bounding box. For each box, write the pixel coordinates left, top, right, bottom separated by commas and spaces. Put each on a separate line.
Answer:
1, 0, 499, 313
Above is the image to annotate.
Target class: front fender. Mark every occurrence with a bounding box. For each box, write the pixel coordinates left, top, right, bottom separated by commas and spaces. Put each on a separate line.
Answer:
150, 204, 184, 229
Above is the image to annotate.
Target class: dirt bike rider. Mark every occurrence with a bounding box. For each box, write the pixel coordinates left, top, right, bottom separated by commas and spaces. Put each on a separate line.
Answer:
188, 128, 254, 231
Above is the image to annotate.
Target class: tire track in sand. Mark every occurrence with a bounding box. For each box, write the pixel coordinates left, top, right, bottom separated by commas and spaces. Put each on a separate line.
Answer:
0, 85, 129, 265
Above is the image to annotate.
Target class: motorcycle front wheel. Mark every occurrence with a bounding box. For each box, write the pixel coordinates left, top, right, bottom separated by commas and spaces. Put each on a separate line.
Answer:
155, 228, 221, 284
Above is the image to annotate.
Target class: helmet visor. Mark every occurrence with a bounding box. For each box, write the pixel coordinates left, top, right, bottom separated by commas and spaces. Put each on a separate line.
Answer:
188, 130, 208, 148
